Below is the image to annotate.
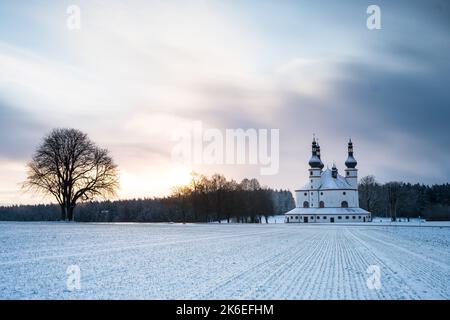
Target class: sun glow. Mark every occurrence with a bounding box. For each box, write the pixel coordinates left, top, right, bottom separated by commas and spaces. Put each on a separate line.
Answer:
118, 164, 192, 199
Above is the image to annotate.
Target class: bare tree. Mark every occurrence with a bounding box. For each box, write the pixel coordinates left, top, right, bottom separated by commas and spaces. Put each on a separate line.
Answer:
386, 182, 402, 221
359, 175, 379, 212
24, 128, 119, 221
171, 185, 192, 223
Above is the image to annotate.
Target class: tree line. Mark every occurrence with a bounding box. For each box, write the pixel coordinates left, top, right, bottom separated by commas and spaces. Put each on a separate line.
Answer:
0, 173, 295, 223
1, 173, 449, 222
358, 175, 450, 221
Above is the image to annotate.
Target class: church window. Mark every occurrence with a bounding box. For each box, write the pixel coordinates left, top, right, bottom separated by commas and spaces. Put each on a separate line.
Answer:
345, 216, 349, 219
319, 201, 325, 208
341, 201, 348, 208
338, 216, 342, 219
303, 201, 309, 208
317, 216, 320, 219
347, 171, 349, 176
320, 192, 323, 195
358, 216, 361, 219
304, 193, 307, 196
352, 216, 356, 219
295, 216, 298, 219
343, 192, 346, 195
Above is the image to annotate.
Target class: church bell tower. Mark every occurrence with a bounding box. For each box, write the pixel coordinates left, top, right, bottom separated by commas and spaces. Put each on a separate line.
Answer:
308, 136, 323, 190
344, 139, 358, 189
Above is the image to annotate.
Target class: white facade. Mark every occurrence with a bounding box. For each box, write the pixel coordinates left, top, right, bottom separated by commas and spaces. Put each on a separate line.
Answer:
285, 138, 371, 223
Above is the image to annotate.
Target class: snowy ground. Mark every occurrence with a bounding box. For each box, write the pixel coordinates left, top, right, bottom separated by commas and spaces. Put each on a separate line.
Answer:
0, 222, 449, 299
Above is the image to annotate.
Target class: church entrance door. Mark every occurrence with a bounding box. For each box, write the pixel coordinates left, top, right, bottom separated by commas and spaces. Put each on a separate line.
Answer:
330, 217, 334, 223
304, 217, 308, 223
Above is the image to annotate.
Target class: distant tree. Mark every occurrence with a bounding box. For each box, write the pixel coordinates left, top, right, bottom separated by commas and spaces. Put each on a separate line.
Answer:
386, 182, 402, 221
23, 128, 119, 221
359, 175, 379, 213
171, 185, 192, 223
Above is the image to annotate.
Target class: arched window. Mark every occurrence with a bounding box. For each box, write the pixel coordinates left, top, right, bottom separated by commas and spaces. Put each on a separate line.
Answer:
319, 201, 325, 208
303, 201, 310, 208
341, 201, 348, 208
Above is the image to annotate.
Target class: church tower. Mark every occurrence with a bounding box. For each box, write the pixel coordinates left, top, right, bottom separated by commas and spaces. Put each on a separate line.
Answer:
344, 139, 358, 189
308, 137, 322, 190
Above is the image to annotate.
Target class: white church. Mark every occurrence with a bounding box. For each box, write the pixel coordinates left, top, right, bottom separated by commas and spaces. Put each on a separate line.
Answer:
285, 138, 371, 223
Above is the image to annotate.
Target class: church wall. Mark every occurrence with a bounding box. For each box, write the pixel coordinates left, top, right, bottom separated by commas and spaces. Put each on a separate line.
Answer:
286, 214, 370, 223
319, 190, 347, 208
296, 189, 359, 208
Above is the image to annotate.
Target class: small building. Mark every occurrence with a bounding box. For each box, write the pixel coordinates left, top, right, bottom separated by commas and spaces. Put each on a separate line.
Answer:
285, 138, 371, 223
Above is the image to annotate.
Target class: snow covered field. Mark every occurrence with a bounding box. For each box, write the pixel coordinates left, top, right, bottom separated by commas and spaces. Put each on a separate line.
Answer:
0, 222, 449, 299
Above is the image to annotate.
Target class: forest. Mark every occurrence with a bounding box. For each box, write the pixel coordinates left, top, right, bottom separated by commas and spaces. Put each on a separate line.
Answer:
0, 174, 449, 222
358, 175, 450, 221
0, 173, 295, 223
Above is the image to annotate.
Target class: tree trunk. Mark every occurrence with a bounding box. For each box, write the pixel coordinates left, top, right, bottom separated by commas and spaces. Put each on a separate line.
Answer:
68, 206, 75, 221
60, 205, 67, 221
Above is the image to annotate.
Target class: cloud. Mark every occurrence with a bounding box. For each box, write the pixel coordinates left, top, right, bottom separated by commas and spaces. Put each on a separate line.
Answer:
274, 40, 450, 185
1, 0, 450, 204
0, 101, 48, 160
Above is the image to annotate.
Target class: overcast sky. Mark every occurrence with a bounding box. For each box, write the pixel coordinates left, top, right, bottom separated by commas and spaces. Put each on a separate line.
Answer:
1, 0, 449, 205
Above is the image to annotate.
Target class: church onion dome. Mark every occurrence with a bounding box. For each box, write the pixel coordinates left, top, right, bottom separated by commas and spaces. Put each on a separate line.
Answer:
309, 155, 321, 168
345, 139, 358, 168
308, 138, 322, 168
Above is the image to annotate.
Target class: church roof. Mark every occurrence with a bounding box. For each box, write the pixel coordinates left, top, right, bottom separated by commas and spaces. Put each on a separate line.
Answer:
319, 168, 353, 190
300, 168, 354, 190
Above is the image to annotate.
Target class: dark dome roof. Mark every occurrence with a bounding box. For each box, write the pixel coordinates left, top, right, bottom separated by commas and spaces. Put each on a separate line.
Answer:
345, 155, 357, 168
309, 155, 322, 168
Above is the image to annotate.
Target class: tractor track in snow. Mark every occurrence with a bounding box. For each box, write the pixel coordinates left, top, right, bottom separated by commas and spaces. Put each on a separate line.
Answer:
192, 229, 323, 299
0, 228, 286, 267
350, 228, 450, 298
1, 222, 449, 299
